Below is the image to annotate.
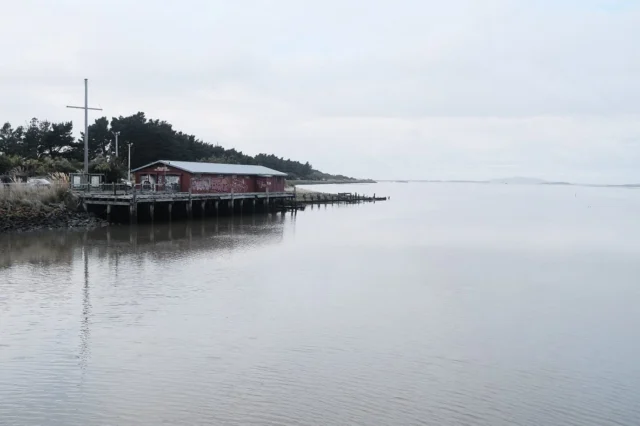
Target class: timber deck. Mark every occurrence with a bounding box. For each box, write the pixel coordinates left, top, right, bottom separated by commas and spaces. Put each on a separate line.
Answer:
77, 191, 293, 206
73, 189, 386, 223
74, 190, 295, 223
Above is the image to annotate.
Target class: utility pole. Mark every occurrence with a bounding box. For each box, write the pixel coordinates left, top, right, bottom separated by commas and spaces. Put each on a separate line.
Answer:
128, 143, 133, 182
112, 131, 120, 158
67, 79, 103, 179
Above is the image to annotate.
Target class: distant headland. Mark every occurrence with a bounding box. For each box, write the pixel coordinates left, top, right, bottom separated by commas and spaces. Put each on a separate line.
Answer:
378, 177, 640, 188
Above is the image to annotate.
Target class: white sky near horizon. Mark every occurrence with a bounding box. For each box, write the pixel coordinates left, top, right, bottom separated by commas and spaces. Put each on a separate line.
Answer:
1, 0, 639, 183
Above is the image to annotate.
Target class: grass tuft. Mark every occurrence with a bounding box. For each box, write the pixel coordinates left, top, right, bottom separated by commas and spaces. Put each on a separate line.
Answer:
0, 183, 69, 206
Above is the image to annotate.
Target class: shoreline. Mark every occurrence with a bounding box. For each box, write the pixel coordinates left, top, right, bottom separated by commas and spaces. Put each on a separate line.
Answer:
1, 183, 380, 233
0, 201, 108, 234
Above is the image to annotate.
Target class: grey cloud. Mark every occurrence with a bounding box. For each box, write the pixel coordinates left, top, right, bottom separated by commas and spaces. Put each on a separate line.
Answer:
1, 0, 639, 182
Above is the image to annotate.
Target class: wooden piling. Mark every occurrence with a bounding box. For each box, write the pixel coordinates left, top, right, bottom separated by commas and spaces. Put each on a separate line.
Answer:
129, 188, 137, 223
188, 188, 193, 219
129, 204, 137, 224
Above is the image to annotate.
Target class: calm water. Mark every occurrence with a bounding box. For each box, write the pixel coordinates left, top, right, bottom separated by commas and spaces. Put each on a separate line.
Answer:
2, 183, 640, 425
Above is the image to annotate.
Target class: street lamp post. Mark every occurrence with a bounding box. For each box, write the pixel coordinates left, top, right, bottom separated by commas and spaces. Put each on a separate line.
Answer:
128, 143, 133, 182
113, 131, 120, 158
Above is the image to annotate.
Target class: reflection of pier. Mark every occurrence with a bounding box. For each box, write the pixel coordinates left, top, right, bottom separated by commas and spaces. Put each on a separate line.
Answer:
94, 215, 288, 253
76, 191, 294, 223
0, 215, 292, 398
0, 215, 290, 270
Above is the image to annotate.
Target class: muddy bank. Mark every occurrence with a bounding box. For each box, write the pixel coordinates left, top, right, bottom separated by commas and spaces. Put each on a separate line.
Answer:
0, 202, 109, 234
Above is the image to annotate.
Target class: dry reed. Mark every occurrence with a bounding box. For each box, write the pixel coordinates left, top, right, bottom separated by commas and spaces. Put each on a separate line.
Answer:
0, 183, 69, 206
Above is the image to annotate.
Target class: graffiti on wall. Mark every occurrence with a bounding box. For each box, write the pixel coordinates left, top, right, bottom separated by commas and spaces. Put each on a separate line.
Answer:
191, 176, 251, 193
256, 177, 285, 192
256, 178, 271, 190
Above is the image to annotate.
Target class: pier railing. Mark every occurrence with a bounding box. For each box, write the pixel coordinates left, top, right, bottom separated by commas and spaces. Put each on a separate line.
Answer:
134, 183, 180, 193
72, 183, 133, 194
71, 182, 183, 195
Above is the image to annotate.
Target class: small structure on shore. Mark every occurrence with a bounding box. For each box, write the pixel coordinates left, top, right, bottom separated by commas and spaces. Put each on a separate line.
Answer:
70, 160, 386, 225
76, 160, 292, 223
131, 160, 287, 194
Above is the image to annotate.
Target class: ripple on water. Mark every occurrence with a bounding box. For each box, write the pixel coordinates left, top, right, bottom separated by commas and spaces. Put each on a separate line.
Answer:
2, 186, 640, 425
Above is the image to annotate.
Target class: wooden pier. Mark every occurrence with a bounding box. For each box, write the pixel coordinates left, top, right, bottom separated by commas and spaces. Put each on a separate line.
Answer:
75, 187, 388, 223
297, 192, 388, 204
77, 189, 294, 223
280, 191, 388, 212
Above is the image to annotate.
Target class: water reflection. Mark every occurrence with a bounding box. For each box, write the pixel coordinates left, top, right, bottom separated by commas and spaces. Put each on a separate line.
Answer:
80, 247, 91, 372
0, 213, 294, 425
2, 184, 640, 425
0, 213, 292, 369
0, 214, 289, 271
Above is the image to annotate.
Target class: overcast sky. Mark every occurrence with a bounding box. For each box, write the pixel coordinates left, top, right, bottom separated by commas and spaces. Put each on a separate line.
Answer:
1, 0, 639, 183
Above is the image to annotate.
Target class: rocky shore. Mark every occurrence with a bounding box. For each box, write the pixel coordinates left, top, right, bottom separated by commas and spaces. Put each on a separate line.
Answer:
0, 202, 108, 233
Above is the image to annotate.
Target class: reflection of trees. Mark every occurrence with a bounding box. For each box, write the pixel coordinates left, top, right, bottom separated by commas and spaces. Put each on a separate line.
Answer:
0, 231, 77, 269
1, 213, 293, 402
0, 214, 290, 269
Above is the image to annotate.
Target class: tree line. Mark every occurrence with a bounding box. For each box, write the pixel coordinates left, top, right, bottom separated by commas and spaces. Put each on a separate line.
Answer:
0, 112, 342, 181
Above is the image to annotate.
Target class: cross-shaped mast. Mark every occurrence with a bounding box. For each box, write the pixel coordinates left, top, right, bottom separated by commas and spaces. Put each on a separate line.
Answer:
67, 79, 103, 176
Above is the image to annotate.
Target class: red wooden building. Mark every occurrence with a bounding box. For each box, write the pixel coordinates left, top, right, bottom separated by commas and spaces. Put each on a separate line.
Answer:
131, 160, 287, 194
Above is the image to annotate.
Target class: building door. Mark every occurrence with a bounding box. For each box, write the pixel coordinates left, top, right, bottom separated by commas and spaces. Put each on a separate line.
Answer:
165, 175, 180, 192
141, 174, 157, 190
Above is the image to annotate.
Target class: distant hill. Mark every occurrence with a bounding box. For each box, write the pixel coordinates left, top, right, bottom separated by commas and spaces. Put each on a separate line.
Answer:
384, 178, 640, 188
541, 181, 572, 186
489, 177, 546, 185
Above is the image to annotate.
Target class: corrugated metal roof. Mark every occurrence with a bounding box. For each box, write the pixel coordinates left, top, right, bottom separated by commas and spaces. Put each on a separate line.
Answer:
132, 160, 287, 176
